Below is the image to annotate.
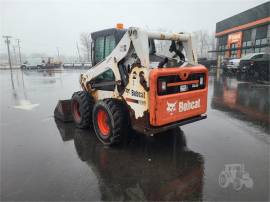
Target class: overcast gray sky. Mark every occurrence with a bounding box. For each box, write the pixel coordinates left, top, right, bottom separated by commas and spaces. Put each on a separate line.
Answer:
1, 0, 268, 57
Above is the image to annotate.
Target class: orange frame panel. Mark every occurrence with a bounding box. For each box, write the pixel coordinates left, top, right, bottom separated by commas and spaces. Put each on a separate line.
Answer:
149, 66, 208, 126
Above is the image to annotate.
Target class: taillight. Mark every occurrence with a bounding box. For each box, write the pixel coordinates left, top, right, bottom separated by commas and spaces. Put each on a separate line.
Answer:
199, 76, 204, 85
158, 80, 167, 94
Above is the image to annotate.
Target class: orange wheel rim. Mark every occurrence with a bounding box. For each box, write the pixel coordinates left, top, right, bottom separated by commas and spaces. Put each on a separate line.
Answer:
72, 100, 81, 122
97, 109, 110, 136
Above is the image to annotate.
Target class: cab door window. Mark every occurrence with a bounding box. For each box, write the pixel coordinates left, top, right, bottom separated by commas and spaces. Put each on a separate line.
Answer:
104, 35, 116, 57
95, 36, 105, 63
95, 69, 115, 82
94, 35, 115, 64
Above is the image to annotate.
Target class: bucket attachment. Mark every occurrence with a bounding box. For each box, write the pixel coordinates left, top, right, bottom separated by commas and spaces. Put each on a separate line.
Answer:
54, 99, 73, 122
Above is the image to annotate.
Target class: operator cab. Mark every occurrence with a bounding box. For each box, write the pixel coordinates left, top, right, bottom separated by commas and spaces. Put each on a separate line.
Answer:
91, 27, 186, 68
90, 27, 189, 93
91, 28, 127, 66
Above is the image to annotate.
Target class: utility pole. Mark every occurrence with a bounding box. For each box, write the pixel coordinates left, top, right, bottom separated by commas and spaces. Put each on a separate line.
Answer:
76, 42, 81, 62
13, 45, 17, 65
3, 36, 12, 70
56, 47, 60, 59
3, 35, 14, 89
16, 39, 22, 65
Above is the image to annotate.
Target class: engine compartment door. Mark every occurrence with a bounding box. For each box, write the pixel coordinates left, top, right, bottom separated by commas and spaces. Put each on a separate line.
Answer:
149, 66, 208, 126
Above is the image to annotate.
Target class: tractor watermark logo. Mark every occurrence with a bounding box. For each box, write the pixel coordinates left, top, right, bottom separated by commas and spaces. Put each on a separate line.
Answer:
166, 102, 177, 115
219, 164, 253, 191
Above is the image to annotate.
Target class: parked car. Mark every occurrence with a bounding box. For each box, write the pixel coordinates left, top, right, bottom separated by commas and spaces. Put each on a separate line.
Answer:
224, 58, 240, 75
236, 52, 270, 81
21, 57, 61, 69
21, 58, 45, 69
221, 57, 230, 68
198, 57, 217, 69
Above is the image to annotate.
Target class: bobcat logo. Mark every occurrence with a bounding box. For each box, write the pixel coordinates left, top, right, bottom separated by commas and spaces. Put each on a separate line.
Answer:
166, 102, 177, 115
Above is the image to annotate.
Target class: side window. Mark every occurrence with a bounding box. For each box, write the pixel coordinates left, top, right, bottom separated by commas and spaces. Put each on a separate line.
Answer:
252, 54, 263, 59
104, 35, 116, 57
263, 54, 270, 60
94, 35, 115, 64
95, 69, 115, 82
95, 37, 105, 63
92, 69, 115, 91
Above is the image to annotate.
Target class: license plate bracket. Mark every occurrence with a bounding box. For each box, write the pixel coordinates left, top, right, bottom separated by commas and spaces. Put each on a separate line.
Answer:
180, 85, 187, 92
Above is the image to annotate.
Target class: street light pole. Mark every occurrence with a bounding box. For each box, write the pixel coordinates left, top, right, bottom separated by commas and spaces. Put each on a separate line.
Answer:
16, 39, 22, 65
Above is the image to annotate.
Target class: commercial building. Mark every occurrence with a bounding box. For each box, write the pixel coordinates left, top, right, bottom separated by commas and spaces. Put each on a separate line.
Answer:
215, 2, 270, 58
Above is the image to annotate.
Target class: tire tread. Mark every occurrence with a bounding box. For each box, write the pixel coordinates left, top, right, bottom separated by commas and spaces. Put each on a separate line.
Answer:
71, 91, 94, 129
92, 99, 127, 145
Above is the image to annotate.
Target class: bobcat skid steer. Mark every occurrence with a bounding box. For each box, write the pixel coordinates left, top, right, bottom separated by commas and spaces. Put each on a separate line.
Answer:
55, 24, 208, 145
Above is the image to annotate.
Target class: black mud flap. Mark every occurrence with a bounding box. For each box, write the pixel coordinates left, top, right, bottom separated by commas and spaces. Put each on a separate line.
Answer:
54, 99, 73, 122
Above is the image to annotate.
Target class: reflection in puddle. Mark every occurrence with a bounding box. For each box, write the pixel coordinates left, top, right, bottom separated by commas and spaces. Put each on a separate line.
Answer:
13, 99, 39, 110
22, 69, 60, 84
55, 119, 204, 201
212, 77, 270, 131
8, 69, 64, 111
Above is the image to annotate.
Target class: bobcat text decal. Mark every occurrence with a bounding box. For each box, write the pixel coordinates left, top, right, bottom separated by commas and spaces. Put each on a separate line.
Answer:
179, 99, 201, 112
166, 99, 201, 115
125, 89, 145, 99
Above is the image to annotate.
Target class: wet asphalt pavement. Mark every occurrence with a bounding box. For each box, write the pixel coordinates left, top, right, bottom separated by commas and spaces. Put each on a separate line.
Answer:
1, 69, 269, 201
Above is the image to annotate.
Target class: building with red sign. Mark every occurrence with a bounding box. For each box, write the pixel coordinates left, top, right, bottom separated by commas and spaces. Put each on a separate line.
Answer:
215, 2, 270, 59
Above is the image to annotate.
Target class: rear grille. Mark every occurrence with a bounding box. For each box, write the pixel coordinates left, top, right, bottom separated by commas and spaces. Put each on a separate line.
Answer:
157, 73, 205, 95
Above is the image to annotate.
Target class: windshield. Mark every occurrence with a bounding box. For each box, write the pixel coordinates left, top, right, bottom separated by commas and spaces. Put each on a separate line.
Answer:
149, 39, 186, 68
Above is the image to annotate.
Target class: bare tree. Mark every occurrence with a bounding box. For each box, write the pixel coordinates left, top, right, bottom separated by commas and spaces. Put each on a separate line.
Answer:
193, 30, 216, 59
208, 32, 217, 59
80, 32, 91, 62
193, 30, 208, 58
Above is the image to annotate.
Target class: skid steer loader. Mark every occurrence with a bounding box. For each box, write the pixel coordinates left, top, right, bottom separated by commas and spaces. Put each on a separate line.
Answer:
55, 24, 208, 145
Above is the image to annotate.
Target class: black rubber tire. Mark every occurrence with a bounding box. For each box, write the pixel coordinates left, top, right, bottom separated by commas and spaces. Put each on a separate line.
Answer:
92, 99, 127, 145
71, 91, 94, 129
